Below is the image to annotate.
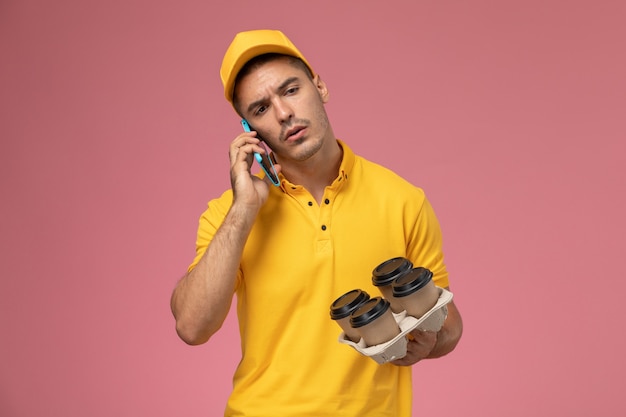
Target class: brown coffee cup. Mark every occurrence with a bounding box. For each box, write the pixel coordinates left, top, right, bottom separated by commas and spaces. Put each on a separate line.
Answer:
330, 289, 371, 342
392, 267, 439, 318
349, 297, 400, 347
371, 257, 413, 313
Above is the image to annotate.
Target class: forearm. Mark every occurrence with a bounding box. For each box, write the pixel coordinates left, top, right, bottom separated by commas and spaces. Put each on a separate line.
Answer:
171, 202, 257, 345
427, 299, 463, 358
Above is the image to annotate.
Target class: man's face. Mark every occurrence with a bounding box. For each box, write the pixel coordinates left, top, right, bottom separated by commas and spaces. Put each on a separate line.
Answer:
234, 57, 331, 164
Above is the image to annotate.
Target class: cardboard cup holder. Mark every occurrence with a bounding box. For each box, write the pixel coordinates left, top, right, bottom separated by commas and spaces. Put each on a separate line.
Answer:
337, 287, 453, 364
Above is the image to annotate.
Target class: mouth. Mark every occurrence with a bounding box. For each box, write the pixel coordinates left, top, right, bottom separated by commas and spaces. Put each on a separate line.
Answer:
284, 125, 306, 142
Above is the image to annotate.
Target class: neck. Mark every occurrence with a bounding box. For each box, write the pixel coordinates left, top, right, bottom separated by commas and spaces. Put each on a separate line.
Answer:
280, 138, 343, 203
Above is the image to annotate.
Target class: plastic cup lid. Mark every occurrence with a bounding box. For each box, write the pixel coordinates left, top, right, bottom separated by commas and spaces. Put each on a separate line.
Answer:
330, 289, 370, 320
349, 297, 391, 328
392, 267, 433, 297
372, 257, 413, 286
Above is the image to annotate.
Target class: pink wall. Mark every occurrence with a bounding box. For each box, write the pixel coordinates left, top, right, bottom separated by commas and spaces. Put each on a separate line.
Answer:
1, 1, 624, 416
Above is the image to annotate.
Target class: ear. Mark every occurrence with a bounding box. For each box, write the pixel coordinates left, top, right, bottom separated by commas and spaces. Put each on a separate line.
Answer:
313, 74, 330, 103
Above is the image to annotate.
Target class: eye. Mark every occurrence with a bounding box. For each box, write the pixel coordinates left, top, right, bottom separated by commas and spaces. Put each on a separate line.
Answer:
285, 86, 299, 95
255, 105, 268, 115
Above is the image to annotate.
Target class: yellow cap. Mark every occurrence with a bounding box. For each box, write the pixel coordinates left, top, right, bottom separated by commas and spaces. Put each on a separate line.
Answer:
220, 29, 315, 104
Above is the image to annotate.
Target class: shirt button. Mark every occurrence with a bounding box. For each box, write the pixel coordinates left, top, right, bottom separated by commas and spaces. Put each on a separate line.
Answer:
321, 225, 327, 231
324, 198, 330, 204
308, 201, 313, 206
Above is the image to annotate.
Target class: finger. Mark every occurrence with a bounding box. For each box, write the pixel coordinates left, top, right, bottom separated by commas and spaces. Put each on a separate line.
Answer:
229, 134, 263, 163
391, 341, 422, 366
411, 329, 436, 342
229, 141, 257, 167
391, 332, 437, 366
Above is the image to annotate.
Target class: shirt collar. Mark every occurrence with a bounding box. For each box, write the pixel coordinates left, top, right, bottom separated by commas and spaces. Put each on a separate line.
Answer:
278, 139, 353, 192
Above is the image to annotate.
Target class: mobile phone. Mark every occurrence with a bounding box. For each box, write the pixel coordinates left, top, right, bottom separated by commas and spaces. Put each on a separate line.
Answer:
241, 119, 280, 186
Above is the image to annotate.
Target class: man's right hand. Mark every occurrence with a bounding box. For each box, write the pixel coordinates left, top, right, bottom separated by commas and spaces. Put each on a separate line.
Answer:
229, 130, 281, 211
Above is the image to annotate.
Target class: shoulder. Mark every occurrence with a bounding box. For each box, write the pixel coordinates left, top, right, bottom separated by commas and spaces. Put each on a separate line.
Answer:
352, 153, 426, 201
199, 189, 234, 224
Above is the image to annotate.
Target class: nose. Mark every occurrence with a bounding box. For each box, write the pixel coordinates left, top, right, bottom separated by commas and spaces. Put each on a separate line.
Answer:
273, 98, 293, 124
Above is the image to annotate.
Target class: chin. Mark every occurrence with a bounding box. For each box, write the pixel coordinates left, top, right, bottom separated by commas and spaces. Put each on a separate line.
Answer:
293, 138, 323, 161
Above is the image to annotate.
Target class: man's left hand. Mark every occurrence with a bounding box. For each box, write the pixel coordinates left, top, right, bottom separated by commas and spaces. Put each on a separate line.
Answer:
391, 329, 438, 366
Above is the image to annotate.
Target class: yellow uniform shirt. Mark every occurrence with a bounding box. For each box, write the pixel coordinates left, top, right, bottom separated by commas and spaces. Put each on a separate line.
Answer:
189, 141, 449, 416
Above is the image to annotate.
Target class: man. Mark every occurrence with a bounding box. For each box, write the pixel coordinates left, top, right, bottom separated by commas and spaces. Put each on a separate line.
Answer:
171, 29, 463, 416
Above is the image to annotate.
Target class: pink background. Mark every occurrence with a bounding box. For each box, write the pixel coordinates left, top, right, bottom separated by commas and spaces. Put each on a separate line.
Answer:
1, 1, 625, 416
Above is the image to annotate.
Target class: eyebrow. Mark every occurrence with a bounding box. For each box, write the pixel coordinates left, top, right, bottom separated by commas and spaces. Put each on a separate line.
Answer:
246, 76, 301, 114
